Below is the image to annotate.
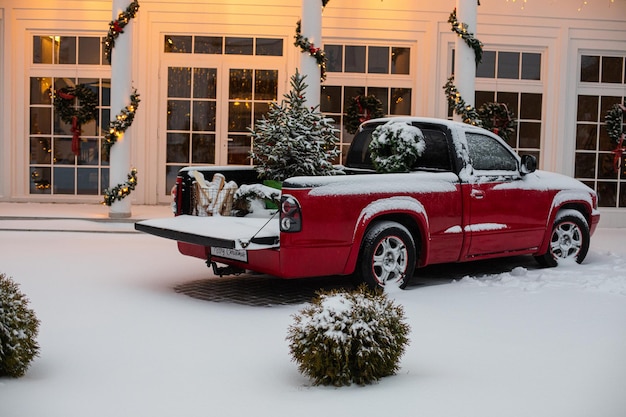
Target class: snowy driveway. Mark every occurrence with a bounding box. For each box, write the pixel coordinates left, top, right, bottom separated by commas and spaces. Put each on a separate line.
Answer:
0, 223, 625, 417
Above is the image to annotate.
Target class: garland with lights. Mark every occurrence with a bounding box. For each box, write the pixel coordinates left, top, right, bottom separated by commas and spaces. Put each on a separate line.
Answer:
102, 90, 141, 157
605, 103, 626, 173
103, 168, 138, 206
104, 1, 140, 63
102, 1, 140, 206
444, 77, 481, 126
345, 95, 385, 134
294, 20, 327, 82
477, 102, 516, 142
448, 8, 483, 66
54, 84, 98, 156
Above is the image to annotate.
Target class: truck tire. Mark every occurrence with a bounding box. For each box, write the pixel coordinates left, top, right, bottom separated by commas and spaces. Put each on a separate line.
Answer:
358, 221, 416, 290
534, 211, 590, 267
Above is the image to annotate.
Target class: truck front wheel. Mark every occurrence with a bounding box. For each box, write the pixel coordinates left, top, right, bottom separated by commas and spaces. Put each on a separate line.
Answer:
534, 211, 590, 267
358, 221, 416, 290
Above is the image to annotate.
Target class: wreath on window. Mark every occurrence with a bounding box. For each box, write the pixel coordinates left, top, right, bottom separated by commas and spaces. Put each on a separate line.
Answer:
345, 95, 385, 134
477, 102, 516, 142
369, 121, 426, 173
605, 103, 626, 173
54, 84, 98, 156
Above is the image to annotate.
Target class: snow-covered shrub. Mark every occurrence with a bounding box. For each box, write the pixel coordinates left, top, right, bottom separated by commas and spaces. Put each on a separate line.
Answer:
287, 286, 410, 386
0, 273, 40, 378
369, 121, 426, 173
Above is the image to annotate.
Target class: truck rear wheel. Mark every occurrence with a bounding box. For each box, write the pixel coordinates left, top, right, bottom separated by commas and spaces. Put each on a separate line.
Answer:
358, 221, 416, 290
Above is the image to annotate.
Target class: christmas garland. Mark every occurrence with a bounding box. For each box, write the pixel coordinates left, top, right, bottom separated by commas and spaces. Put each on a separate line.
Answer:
448, 8, 483, 66
477, 102, 516, 142
103, 168, 138, 206
444, 77, 481, 126
369, 121, 426, 173
102, 1, 140, 206
102, 90, 141, 157
345, 95, 385, 134
54, 84, 98, 156
605, 104, 626, 173
104, 1, 140, 63
294, 20, 327, 82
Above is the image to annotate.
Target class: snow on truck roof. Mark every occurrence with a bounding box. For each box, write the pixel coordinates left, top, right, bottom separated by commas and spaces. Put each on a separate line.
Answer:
359, 116, 488, 134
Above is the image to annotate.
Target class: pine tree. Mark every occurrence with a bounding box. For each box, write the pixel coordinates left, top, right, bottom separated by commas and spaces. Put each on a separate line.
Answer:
249, 69, 340, 181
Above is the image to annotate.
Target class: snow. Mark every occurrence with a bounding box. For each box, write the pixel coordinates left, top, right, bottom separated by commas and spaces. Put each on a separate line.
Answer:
1, 212, 625, 417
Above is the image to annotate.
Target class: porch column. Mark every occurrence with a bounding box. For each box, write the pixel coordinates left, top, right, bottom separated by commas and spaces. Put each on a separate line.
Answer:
109, 0, 135, 218
300, 0, 322, 107
453, 0, 478, 123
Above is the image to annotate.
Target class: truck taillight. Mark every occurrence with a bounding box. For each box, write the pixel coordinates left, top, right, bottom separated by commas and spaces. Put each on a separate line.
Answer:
280, 195, 302, 232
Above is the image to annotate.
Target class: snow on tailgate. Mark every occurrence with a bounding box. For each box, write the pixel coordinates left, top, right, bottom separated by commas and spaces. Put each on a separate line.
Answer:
135, 215, 279, 250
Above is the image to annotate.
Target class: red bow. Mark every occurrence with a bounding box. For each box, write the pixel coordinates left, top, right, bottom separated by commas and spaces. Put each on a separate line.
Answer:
71, 116, 81, 156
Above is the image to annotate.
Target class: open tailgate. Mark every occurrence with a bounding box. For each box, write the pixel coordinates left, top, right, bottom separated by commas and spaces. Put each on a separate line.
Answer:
135, 215, 279, 250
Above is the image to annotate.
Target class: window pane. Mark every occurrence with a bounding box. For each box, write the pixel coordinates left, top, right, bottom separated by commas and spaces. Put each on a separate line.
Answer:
598, 153, 618, 179
254, 102, 270, 124
30, 137, 51, 164
225, 37, 253, 55
496, 92, 518, 116
166, 133, 190, 163
256, 38, 283, 56
30, 77, 52, 105
367, 87, 389, 113
58, 36, 77, 64
166, 165, 184, 195
101, 79, 111, 106
229, 69, 252, 100
391, 47, 410, 75
168, 67, 191, 98
195, 36, 222, 54
325, 45, 343, 72
53, 138, 74, 165
601, 56, 623, 84
30, 167, 51, 194
77, 168, 99, 195
600, 96, 621, 117
344, 86, 365, 110
576, 124, 597, 150
165, 35, 191, 53
227, 134, 251, 165
520, 93, 542, 120
475, 90, 495, 107
521, 53, 541, 80
192, 101, 216, 131
368, 46, 389, 74
78, 139, 99, 165
228, 102, 252, 132
254, 70, 278, 101
477, 51, 496, 78
193, 68, 217, 99
390, 88, 411, 115
597, 182, 617, 207
576, 95, 598, 122
345, 46, 366, 73
581, 55, 600, 82
53, 167, 75, 194
599, 125, 615, 152
575, 152, 596, 178
167, 101, 191, 131
33, 36, 53, 64
192, 134, 216, 164
519, 122, 541, 148
497, 52, 519, 79
321, 85, 342, 113
78, 37, 101, 65
30, 108, 51, 135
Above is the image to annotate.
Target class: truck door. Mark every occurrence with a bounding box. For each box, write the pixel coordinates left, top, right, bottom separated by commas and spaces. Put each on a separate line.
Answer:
464, 132, 547, 258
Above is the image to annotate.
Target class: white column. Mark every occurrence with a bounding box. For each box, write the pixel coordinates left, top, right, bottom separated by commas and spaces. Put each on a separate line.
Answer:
300, 0, 322, 108
453, 0, 477, 123
109, 0, 134, 218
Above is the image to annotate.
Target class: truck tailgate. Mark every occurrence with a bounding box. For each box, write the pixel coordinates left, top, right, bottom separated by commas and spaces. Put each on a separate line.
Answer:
135, 215, 279, 250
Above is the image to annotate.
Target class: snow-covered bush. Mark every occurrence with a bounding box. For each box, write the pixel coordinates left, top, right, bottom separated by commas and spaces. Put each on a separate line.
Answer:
287, 286, 410, 386
369, 121, 426, 173
0, 273, 40, 378
249, 69, 340, 181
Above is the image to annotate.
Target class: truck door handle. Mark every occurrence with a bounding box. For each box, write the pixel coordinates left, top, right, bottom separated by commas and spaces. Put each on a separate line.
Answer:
471, 189, 485, 199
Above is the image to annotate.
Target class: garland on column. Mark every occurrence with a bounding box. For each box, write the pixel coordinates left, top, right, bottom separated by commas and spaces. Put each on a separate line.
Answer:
294, 20, 327, 82
104, 1, 140, 64
605, 104, 626, 173
102, 1, 140, 206
448, 8, 483, 66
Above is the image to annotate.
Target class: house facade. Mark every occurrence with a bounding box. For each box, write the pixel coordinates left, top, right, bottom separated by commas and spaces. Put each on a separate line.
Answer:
0, 0, 625, 226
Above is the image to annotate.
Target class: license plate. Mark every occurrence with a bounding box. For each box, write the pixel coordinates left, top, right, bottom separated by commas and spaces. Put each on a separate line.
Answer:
210, 247, 248, 263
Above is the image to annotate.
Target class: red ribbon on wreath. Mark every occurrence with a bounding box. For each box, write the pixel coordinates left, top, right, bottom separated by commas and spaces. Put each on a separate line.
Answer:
355, 96, 370, 124
57, 91, 81, 156
612, 134, 626, 173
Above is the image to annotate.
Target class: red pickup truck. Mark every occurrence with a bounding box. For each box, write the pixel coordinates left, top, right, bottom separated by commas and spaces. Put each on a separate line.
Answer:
136, 117, 600, 290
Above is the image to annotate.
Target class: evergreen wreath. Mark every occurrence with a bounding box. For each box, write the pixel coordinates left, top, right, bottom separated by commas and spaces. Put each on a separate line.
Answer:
294, 20, 327, 82
369, 121, 426, 173
104, 0, 140, 63
54, 84, 98, 156
103, 168, 138, 206
345, 95, 385, 134
605, 104, 626, 173
448, 8, 483, 66
477, 102, 516, 142
102, 90, 141, 157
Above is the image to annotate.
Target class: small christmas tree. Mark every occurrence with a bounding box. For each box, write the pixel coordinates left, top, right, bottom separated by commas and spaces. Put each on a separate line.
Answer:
249, 69, 340, 181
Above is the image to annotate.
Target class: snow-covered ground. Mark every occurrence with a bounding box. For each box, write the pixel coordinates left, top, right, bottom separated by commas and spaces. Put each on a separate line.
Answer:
0, 212, 625, 417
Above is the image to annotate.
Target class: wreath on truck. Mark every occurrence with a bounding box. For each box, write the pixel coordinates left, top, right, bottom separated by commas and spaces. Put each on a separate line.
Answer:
369, 121, 426, 173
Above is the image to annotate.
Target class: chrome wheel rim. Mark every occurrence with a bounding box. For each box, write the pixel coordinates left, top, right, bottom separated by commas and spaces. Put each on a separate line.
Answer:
550, 221, 583, 260
371, 235, 408, 286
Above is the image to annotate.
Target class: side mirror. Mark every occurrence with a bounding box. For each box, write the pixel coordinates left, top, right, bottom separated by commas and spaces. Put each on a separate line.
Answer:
520, 154, 537, 175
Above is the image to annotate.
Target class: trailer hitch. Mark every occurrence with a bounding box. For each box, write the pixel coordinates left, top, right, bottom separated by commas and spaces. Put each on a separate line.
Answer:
207, 260, 245, 277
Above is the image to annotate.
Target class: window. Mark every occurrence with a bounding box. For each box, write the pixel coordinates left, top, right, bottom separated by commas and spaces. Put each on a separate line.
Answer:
477, 51, 541, 80
29, 35, 110, 196
575, 54, 626, 208
326, 44, 410, 75
165, 35, 283, 56
466, 133, 518, 171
